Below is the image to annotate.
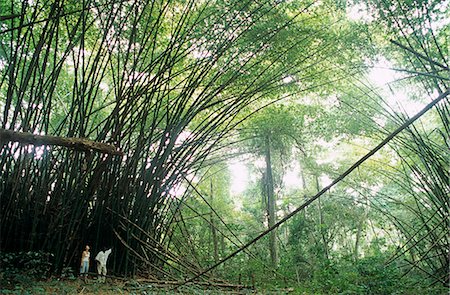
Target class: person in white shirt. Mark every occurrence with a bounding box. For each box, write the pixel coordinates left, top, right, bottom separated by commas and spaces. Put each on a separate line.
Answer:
95, 247, 112, 282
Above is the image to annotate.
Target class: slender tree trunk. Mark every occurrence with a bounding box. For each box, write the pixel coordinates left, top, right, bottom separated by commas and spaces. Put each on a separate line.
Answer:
265, 136, 278, 267
210, 179, 219, 264
354, 220, 362, 261
354, 194, 369, 261
315, 175, 328, 260
301, 168, 307, 217
300, 168, 307, 190
220, 234, 225, 259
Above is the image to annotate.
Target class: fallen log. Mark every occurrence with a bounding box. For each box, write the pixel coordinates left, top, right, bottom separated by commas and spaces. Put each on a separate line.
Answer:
0, 128, 124, 156
125, 278, 253, 290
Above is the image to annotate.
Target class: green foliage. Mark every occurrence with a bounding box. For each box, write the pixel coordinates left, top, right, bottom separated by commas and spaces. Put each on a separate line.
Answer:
60, 267, 76, 280
0, 251, 53, 289
294, 256, 447, 294
242, 104, 299, 154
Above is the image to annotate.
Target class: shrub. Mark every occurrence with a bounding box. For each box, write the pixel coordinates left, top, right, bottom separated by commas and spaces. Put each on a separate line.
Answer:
0, 251, 54, 287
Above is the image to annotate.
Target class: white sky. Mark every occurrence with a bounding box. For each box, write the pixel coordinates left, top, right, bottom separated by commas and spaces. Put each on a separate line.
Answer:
229, 160, 249, 195
369, 58, 427, 116
283, 168, 302, 189
346, 2, 374, 23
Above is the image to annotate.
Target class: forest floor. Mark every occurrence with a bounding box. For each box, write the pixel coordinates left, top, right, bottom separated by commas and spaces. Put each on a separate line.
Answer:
0, 276, 293, 294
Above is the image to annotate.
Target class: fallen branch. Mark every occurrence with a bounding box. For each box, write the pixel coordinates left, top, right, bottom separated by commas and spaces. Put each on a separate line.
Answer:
0, 129, 124, 156
126, 278, 253, 290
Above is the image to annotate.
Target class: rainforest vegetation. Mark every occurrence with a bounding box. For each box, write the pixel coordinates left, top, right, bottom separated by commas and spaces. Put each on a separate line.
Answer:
0, 0, 449, 293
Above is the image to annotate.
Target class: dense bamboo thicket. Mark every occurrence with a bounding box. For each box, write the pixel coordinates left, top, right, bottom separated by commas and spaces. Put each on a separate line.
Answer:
0, 0, 342, 277
376, 1, 449, 284
381, 65, 449, 286
387, 107, 450, 286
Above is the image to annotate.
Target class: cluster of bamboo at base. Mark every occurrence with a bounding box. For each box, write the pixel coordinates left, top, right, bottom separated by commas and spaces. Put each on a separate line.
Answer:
0, 0, 320, 278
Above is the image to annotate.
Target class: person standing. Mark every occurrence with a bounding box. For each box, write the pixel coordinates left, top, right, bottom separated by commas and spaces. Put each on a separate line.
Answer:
95, 247, 112, 283
80, 245, 90, 281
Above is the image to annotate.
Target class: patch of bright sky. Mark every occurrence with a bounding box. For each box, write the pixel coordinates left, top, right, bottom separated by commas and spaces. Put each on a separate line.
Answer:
430, 0, 450, 31
169, 183, 186, 198
175, 131, 192, 145
369, 57, 427, 117
99, 82, 109, 92
283, 162, 303, 190
192, 49, 212, 59
170, 171, 199, 197
319, 174, 332, 188
8, 143, 49, 160
228, 155, 317, 195
229, 160, 249, 195
0, 58, 5, 71
282, 75, 295, 84
346, 2, 374, 23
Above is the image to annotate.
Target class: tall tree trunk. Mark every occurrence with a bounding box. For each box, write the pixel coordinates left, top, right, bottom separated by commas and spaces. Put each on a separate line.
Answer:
210, 179, 219, 264
265, 136, 278, 267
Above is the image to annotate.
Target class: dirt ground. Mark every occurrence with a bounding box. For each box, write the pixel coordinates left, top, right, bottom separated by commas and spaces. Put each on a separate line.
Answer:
0, 276, 260, 294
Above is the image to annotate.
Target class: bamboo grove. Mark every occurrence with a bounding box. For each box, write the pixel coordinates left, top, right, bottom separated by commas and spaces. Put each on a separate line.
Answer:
365, 0, 449, 285
0, 0, 449, 288
0, 0, 352, 277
